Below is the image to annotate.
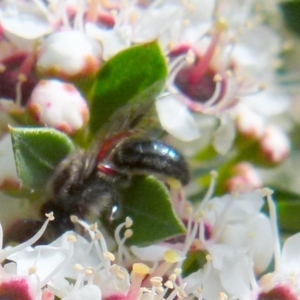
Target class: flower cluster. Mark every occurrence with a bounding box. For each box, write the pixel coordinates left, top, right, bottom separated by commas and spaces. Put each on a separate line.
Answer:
0, 188, 300, 300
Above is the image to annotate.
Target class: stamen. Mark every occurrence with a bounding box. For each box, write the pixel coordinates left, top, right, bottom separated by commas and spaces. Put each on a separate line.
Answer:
196, 171, 217, 213
167, 52, 195, 93
125, 217, 133, 228
114, 219, 132, 263
188, 19, 228, 84
262, 187, 281, 271
219, 292, 228, 300
103, 251, 115, 262
0, 213, 54, 262
126, 263, 150, 300
86, 0, 99, 23
64, 264, 86, 298
182, 217, 200, 254
143, 250, 180, 286
150, 276, 163, 287
164, 280, 174, 289
166, 283, 187, 300
73, 0, 86, 31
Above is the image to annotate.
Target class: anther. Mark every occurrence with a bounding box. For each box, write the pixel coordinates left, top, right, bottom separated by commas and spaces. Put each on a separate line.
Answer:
206, 254, 212, 262
164, 250, 180, 263
85, 267, 94, 276
28, 266, 37, 275
103, 251, 115, 262
150, 276, 163, 287
74, 264, 84, 272
164, 280, 174, 289
125, 217, 133, 228
219, 292, 228, 300
70, 215, 79, 223
124, 229, 133, 239
132, 263, 150, 275
45, 212, 55, 221
67, 234, 77, 243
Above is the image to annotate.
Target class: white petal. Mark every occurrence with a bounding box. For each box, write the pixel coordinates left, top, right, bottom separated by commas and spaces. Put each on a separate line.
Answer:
131, 244, 185, 262
7, 246, 69, 283
49, 231, 99, 279
281, 232, 300, 274
155, 95, 201, 142
63, 285, 101, 300
85, 23, 129, 60
220, 254, 251, 298
241, 89, 291, 116
213, 114, 235, 155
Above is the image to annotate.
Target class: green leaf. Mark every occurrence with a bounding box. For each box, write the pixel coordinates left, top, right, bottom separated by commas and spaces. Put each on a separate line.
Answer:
10, 127, 75, 190
182, 250, 207, 277
119, 176, 185, 246
280, 1, 300, 36
89, 41, 167, 135
278, 200, 300, 233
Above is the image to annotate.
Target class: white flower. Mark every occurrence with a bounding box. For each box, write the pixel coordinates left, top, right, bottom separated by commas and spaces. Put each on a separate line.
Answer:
27, 79, 89, 135
0, 0, 52, 51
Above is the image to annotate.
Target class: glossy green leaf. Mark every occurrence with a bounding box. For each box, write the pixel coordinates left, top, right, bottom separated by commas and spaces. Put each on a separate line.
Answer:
119, 176, 185, 246
89, 41, 167, 135
10, 127, 75, 190
280, 1, 300, 36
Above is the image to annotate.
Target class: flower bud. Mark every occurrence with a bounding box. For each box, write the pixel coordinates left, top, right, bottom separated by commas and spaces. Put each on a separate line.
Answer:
235, 105, 265, 139
37, 31, 102, 79
27, 79, 89, 135
225, 162, 262, 193
260, 125, 290, 164
0, 134, 20, 191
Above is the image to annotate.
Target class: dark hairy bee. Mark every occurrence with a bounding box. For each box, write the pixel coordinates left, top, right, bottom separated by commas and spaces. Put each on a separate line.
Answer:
39, 88, 190, 238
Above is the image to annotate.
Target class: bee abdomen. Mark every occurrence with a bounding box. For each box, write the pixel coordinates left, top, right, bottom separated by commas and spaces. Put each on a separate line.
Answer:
112, 139, 190, 185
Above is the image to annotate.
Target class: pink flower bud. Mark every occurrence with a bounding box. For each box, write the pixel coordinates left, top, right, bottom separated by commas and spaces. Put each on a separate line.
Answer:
37, 31, 102, 79
27, 79, 89, 135
235, 105, 265, 139
226, 162, 262, 193
260, 125, 290, 164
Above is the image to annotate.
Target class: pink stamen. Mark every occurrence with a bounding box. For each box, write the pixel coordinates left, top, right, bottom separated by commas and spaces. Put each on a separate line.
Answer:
188, 32, 221, 84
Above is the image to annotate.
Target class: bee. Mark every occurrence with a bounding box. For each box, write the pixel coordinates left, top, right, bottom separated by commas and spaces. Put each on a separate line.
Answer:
40, 86, 191, 238
3, 82, 190, 246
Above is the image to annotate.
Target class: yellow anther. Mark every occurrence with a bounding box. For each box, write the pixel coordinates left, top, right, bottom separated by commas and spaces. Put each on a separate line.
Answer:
67, 234, 77, 243
163, 250, 180, 263
214, 18, 228, 31
132, 263, 150, 275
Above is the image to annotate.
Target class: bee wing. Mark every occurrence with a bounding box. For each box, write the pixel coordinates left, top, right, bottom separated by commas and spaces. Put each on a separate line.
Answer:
84, 80, 165, 175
